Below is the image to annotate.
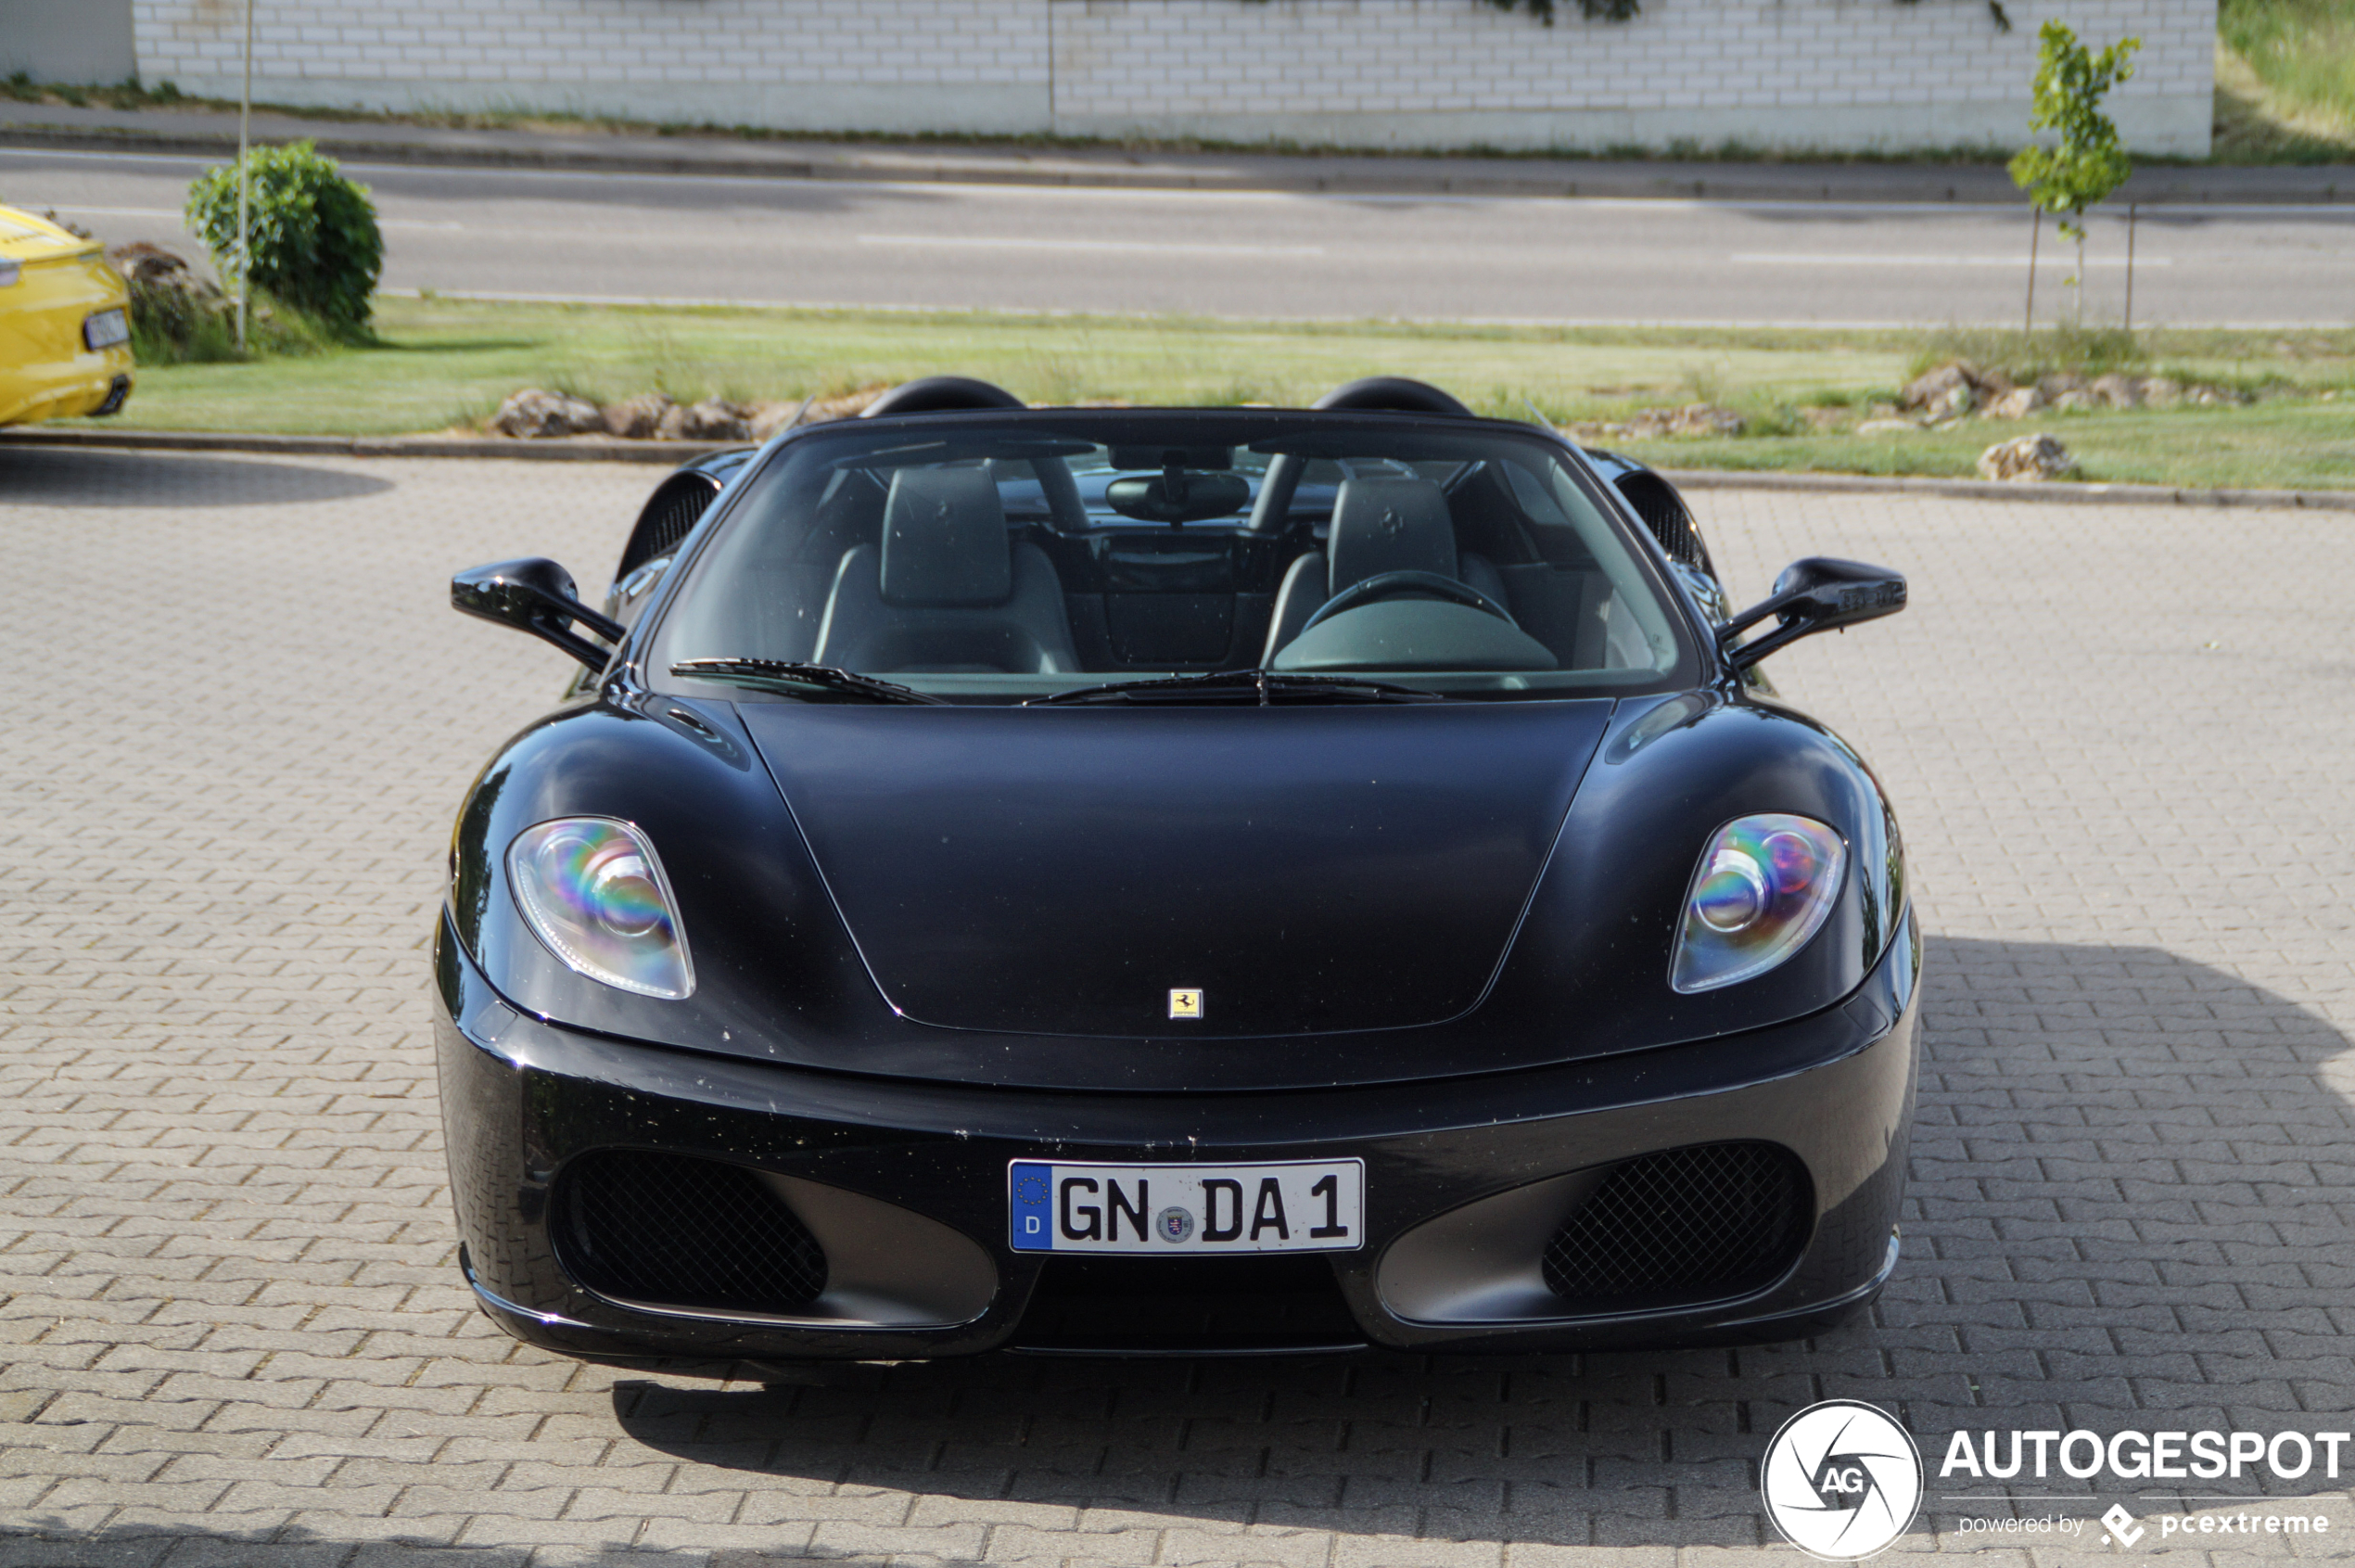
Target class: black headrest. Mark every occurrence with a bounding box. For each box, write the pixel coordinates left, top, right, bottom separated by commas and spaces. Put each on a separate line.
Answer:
861, 377, 1027, 417
881, 468, 1012, 606
1329, 477, 1457, 594
1313, 377, 1475, 416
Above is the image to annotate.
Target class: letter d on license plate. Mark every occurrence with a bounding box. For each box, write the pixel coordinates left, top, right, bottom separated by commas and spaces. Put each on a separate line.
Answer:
1009, 1159, 1363, 1254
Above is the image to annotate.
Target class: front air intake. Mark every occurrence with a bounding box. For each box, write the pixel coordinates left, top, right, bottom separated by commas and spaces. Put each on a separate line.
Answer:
557, 1150, 827, 1314
1542, 1141, 1809, 1312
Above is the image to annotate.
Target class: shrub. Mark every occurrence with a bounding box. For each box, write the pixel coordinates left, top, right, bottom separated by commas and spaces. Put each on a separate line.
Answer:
185, 141, 383, 333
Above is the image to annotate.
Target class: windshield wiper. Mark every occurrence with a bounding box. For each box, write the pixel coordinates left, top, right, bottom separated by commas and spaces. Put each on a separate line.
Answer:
670, 657, 950, 706
1025, 669, 1449, 707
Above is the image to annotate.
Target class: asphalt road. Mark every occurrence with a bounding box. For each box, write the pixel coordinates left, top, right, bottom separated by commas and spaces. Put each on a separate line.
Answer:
6, 447, 2352, 1562
7, 145, 2352, 327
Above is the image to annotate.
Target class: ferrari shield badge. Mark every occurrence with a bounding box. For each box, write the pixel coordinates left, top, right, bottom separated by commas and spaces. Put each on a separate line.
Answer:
1168, 988, 1203, 1020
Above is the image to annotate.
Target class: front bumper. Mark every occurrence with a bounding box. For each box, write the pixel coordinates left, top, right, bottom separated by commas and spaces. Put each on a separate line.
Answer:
435, 909, 1919, 1370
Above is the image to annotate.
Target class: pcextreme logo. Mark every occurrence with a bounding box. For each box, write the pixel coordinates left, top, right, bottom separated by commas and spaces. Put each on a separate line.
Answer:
1761, 1400, 1925, 1561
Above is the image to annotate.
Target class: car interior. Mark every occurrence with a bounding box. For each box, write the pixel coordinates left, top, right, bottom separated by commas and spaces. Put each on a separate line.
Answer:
652, 423, 1681, 692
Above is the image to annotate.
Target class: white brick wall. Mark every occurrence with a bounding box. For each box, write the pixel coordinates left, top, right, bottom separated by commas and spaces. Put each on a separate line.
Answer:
128, 0, 2214, 154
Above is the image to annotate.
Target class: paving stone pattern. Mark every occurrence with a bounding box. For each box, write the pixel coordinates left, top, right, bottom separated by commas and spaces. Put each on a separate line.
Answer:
2, 447, 2350, 1566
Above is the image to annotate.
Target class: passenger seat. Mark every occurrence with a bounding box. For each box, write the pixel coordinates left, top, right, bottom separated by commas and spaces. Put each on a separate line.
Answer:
813, 467, 1079, 673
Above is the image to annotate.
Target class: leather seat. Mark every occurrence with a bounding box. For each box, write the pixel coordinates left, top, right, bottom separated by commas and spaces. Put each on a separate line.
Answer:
1261, 475, 1508, 665
813, 467, 1079, 674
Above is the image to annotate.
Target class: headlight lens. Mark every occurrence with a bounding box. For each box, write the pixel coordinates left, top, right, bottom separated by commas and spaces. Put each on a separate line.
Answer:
1669, 813, 1845, 994
506, 817, 694, 999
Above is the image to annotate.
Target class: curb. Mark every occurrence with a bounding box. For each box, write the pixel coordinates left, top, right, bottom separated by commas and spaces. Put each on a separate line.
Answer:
6, 121, 2351, 204
8, 425, 2349, 510
0, 427, 733, 464
1657, 467, 2355, 512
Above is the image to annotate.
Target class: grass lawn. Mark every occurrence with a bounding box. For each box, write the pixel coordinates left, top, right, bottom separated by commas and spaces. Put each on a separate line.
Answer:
2215, 0, 2355, 160
59, 297, 2355, 491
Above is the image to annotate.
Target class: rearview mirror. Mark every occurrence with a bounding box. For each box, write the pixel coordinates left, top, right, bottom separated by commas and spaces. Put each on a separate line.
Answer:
452, 557, 628, 670
1720, 556, 1906, 669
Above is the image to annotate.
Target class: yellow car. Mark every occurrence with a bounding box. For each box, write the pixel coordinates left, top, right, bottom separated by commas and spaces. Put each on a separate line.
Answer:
1, 204, 134, 427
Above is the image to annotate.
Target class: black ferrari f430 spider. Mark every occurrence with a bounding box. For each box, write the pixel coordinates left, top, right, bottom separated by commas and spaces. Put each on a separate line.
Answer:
438, 376, 1915, 1368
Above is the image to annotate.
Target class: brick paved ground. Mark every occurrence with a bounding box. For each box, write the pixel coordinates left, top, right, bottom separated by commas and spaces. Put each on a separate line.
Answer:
2, 446, 2350, 1566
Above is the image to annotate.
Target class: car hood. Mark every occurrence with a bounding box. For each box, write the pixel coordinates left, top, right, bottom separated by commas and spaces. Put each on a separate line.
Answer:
739, 700, 1614, 1038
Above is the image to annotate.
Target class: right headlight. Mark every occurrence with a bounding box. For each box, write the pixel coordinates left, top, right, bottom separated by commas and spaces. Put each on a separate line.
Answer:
506, 816, 694, 999
1669, 813, 1845, 994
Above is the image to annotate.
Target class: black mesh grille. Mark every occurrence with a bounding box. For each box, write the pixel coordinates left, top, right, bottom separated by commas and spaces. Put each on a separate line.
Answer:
1613, 472, 1711, 572
557, 1150, 827, 1314
1542, 1141, 1809, 1311
617, 474, 720, 576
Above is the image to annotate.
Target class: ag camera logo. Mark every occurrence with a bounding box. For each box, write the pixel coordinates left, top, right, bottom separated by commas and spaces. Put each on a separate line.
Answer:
1762, 1400, 1924, 1560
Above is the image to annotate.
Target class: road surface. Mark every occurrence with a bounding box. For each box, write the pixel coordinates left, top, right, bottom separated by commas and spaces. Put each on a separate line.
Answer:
5, 145, 2349, 325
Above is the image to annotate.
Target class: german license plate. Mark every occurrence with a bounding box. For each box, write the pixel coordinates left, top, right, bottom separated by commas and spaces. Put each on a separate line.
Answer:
1009, 1159, 1363, 1254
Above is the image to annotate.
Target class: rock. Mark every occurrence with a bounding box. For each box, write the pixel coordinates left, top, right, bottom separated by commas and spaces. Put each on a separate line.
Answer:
1627, 403, 1745, 439
1984, 386, 2044, 420
1901, 362, 1979, 412
1854, 418, 1921, 436
1925, 383, 1977, 421
108, 240, 217, 297
2089, 373, 2143, 409
492, 389, 605, 439
2140, 376, 2182, 408
1978, 432, 2076, 482
602, 392, 673, 440
748, 401, 805, 441
804, 384, 892, 424
657, 398, 751, 441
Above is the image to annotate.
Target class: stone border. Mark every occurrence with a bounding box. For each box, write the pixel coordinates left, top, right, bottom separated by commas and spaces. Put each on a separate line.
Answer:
9, 424, 2350, 510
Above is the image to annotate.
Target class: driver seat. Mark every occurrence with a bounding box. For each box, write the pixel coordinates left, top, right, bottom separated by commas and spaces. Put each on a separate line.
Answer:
1261, 476, 1507, 665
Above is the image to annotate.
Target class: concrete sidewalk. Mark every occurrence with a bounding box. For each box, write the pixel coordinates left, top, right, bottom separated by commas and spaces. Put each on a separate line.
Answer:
5, 96, 2351, 203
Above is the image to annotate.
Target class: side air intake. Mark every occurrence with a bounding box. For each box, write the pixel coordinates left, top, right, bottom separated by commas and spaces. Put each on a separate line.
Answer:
1542, 1141, 1809, 1312
557, 1150, 827, 1314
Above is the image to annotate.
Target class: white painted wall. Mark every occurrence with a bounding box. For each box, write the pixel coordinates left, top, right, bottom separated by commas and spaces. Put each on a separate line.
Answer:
126, 0, 2215, 156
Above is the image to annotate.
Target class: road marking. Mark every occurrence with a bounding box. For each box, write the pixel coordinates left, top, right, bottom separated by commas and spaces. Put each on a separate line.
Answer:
33, 201, 463, 231
1733, 252, 2172, 267
856, 233, 1324, 256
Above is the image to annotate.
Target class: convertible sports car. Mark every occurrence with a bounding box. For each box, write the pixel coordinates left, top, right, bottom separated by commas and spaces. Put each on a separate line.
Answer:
438, 376, 1915, 1369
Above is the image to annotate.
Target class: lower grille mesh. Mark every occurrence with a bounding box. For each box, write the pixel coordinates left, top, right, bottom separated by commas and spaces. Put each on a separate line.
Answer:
1542, 1141, 1809, 1311
558, 1150, 827, 1314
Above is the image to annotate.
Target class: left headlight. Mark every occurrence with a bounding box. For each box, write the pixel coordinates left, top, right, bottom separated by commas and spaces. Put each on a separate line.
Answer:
507, 817, 694, 999
1669, 813, 1845, 994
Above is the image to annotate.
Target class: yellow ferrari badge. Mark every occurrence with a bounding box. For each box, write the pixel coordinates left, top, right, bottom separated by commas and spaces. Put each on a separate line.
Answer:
1167, 988, 1203, 1020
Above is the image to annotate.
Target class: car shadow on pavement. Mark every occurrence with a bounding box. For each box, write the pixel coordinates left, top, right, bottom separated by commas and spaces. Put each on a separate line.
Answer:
0, 444, 394, 506
6, 935, 2349, 1563
594, 933, 2355, 1551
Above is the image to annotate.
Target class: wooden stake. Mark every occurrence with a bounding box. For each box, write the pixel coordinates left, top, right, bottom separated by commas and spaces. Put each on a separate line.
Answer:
2124, 202, 2137, 332
2025, 207, 2040, 336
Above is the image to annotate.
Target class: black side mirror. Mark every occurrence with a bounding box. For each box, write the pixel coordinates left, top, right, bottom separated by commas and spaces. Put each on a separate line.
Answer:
452, 557, 629, 671
1720, 556, 1906, 669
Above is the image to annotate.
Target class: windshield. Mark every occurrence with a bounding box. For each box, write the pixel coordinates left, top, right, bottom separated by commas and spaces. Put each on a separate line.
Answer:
648, 411, 1697, 702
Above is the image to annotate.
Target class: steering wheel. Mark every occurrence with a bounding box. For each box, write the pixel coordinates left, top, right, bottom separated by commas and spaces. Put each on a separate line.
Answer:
1300, 570, 1516, 635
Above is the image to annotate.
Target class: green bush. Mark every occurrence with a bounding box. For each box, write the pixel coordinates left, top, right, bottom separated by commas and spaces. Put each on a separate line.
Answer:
185, 141, 383, 332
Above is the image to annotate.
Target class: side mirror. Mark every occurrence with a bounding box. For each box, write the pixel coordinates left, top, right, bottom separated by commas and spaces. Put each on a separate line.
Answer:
452, 557, 629, 671
1720, 556, 1906, 669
